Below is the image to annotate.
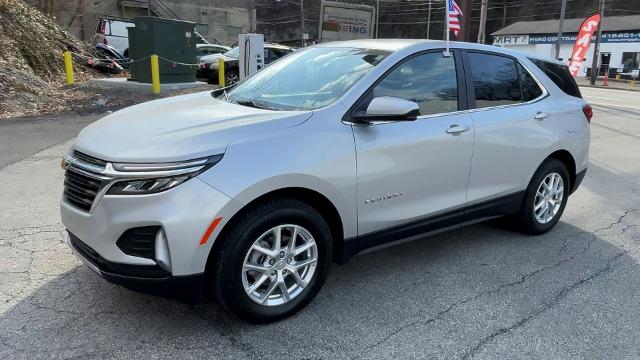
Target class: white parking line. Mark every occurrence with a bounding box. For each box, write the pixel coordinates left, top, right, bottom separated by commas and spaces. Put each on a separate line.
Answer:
589, 101, 640, 110
586, 95, 626, 101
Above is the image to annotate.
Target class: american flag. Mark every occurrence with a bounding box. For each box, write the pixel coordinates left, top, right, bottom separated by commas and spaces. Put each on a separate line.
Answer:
448, 0, 463, 37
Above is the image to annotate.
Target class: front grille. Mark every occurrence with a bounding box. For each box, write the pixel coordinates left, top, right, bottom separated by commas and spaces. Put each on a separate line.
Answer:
63, 170, 104, 212
116, 226, 160, 260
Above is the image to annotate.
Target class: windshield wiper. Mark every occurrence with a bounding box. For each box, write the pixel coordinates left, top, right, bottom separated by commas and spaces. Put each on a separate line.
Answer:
233, 100, 278, 111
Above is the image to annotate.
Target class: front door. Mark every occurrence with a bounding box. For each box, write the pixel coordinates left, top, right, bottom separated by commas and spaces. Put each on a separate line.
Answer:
351, 50, 474, 246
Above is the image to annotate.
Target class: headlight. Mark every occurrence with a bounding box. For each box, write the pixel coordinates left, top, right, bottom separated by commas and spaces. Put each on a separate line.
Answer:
106, 154, 223, 195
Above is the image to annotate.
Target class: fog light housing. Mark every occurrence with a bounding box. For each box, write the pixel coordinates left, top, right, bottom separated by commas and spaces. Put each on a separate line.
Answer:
155, 229, 172, 272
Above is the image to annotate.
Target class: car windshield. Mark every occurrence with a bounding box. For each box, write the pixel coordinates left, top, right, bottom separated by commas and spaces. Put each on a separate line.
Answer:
226, 47, 389, 111
224, 47, 240, 59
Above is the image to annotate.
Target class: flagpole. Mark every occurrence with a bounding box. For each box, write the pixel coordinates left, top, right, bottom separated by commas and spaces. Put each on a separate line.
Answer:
445, 0, 450, 56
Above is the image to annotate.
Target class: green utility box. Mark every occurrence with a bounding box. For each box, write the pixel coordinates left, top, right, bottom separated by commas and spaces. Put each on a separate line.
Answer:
128, 17, 197, 83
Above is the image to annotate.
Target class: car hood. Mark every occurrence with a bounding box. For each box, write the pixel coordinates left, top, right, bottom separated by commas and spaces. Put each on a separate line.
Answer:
74, 91, 312, 163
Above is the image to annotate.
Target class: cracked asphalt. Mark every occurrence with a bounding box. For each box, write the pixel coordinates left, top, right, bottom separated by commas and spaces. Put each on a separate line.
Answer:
1, 87, 639, 359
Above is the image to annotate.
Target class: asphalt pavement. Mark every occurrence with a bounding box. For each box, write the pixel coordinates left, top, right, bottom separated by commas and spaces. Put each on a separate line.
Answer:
1, 87, 639, 359
0, 114, 100, 168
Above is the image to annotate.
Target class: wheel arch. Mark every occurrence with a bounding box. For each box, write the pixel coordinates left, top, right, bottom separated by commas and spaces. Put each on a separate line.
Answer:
204, 187, 347, 284
529, 149, 577, 193
547, 149, 577, 192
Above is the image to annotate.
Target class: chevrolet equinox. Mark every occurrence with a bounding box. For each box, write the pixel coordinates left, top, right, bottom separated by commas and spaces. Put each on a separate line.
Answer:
61, 40, 590, 323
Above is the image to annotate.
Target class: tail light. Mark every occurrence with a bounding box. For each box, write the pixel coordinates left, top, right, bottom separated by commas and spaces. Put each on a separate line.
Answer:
98, 20, 106, 34
582, 104, 593, 123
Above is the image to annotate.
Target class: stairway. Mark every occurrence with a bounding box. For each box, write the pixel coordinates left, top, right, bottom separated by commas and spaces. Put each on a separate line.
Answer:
117, 0, 181, 20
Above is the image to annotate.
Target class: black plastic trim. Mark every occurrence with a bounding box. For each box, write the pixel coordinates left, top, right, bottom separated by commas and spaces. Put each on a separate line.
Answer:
571, 169, 587, 194
68, 232, 204, 301
69, 231, 170, 278
115, 226, 160, 260
341, 191, 525, 262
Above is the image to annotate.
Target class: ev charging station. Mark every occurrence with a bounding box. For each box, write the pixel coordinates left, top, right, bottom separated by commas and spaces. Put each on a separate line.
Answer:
238, 33, 265, 81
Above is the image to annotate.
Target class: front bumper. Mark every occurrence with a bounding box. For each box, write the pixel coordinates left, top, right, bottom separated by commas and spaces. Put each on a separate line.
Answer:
61, 176, 242, 278
68, 231, 204, 298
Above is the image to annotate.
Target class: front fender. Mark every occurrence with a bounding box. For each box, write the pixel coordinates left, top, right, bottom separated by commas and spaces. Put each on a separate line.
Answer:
197, 113, 357, 238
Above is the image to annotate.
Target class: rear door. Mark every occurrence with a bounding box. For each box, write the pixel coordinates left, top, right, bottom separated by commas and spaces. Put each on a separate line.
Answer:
464, 51, 557, 210
352, 50, 475, 243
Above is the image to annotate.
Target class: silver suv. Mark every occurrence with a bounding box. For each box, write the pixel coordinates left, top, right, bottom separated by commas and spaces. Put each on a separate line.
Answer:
61, 40, 591, 322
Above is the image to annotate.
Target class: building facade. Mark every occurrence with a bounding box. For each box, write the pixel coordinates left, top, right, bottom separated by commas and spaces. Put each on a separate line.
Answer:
492, 15, 640, 79
28, 0, 255, 46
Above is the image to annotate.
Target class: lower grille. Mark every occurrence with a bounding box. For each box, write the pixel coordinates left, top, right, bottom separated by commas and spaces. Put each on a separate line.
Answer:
116, 226, 160, 260
63, 170, 104, 212
69, 232, 170, 278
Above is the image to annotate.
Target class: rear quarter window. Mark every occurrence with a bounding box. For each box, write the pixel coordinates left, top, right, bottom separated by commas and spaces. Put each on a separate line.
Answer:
529, 58, 582, 98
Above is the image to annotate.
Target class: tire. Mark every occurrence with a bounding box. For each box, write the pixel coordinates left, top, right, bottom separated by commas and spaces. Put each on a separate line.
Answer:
213, 198, 332, 323
225, 70, 239, 85
515, 158, 570, 235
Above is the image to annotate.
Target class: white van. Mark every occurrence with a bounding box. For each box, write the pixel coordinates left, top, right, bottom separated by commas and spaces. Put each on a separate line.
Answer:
92, 17, 134, 57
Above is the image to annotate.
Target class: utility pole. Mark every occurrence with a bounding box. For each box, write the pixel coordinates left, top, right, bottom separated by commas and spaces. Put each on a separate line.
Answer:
461, 0, 472, 42
426, 0, 431, 39
590, 0, 605, 85
477, 0, 488, 44
555, 0, 567, 59
376, 0, 380, 38
300, 0, 305, 46
502, 0, 507, 28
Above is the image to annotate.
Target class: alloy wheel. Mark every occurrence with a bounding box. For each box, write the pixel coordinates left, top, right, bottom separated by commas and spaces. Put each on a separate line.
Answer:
241, 224, 318, 306
226, 72, 239, 85
533, 172, 564, 224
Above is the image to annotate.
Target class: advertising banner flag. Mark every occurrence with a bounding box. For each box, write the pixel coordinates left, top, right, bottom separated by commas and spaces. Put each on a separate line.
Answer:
568, 13, 601, 77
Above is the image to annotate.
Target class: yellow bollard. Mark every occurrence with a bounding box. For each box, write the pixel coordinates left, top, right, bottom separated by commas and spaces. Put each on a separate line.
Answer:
63, 51, 74, 85
150, 54, 160, 94
218, 58, 225, 88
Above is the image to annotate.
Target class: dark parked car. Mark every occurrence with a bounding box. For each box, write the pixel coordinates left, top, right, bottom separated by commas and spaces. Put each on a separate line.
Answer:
197, 43, 294, 85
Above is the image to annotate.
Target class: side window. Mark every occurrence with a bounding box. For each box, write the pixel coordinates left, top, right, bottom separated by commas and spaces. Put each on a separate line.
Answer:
109, 21, 130, 37
518, 63, 543, 102
468, 52, 521, 108
372, 52, 458, 116
529, 58, 582, 98
265, 49, 281, 63
264, 49, 271, 63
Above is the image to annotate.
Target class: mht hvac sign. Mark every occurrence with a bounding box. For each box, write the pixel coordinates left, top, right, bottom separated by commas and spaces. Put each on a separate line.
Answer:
494, 31, 640, 46
493, 35, 530, 45
529, 31, 640, 44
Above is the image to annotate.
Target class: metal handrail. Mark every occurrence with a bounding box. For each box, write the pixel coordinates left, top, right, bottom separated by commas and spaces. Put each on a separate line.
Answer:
150, 0, 181, 20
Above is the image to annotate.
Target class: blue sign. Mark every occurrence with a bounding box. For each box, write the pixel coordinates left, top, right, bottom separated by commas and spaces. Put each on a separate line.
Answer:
529, 31, 640, 44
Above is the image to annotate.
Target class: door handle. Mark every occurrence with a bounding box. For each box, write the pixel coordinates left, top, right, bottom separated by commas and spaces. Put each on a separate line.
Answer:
446, 124, 470, 135
534, 111, 550, 120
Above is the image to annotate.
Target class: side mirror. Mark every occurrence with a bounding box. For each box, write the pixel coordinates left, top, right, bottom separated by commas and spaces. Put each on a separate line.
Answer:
353, 96, 420, 123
